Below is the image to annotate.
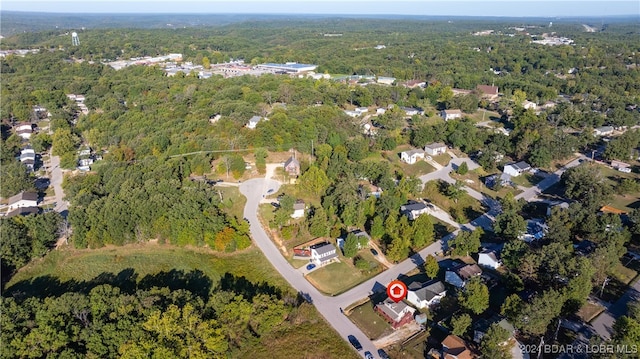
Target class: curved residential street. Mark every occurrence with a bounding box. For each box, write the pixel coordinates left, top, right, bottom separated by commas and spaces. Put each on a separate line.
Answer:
239, 155, 585, 357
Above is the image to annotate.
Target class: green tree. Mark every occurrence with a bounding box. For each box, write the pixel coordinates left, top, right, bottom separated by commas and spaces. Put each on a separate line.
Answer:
425, 254, 439, 279
480, 323, 514, 359
451, 313, 472, 336
561, 165, 612, 210
450, 229, 482, 257
517, 289, 565, 336
459, 277, 489, 314
0, 162, 34, 198
299, 165, 331, 196
501, 294, 524, 322
412, 214, 434, 248
445, 180, 466, 204
386, 235, 411, 262
342, 233, 360, 258
254, 148, 268, 174
493, 211, 527, 241
308, 206, 330, 237
370, 215, 385, 240
457, 161, 469, 175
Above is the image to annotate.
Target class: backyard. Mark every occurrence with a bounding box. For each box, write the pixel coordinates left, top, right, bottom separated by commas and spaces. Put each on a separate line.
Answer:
422, 180, 487, 224
306, 248, 383, 295
348, 301, 394, 339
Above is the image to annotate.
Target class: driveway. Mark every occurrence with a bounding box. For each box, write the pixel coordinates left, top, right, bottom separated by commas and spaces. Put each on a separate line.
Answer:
591, 277, 640, 340
49, 154, 68, 216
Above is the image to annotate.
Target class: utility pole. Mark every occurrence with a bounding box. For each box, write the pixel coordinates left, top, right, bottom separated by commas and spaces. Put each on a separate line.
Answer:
600, 277, 611, 297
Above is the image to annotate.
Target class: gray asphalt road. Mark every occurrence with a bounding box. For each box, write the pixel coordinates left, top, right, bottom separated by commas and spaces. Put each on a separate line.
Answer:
591, 277, 640, 340
49, 154, 69, 215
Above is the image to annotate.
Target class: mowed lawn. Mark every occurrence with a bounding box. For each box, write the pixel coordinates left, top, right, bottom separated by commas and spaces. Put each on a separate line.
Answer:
348, 301, 394, 339
6, 244, 287, 295
307, 260, 378, 296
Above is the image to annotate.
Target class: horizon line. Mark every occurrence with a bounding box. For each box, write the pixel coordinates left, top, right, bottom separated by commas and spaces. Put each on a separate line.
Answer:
1, 10, 637, 18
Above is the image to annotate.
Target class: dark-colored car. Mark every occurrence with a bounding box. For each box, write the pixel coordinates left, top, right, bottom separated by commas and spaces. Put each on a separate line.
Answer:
348, 335, 363, 351
364, 351, 374, 359
370, 248, 378, 256
306, 263, 316, 271
378, 349, 390, 359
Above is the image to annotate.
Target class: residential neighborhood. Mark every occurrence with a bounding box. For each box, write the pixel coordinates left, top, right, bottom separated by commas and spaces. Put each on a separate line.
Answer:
2, 10, 640, 359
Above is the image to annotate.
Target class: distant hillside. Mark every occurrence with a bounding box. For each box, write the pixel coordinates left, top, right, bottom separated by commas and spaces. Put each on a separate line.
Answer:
1, 11, 637, 36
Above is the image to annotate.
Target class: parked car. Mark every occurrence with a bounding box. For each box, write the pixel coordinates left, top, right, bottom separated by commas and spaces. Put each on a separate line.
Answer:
306, 263, 316, 271
267, 188, 275, 194
370, 248, 378, 256
348, 335, 363, 351
378, 349, 390, 359
364, 351, 374, 359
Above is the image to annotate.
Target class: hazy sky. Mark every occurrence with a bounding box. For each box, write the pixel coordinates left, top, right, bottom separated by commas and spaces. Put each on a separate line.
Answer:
1, 0, 638, 17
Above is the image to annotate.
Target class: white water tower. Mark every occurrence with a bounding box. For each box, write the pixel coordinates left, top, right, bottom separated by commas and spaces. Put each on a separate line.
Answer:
71, 32, 80, 46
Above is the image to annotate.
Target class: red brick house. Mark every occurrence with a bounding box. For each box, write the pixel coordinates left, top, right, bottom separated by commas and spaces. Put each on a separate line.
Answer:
375, 298, 416, 329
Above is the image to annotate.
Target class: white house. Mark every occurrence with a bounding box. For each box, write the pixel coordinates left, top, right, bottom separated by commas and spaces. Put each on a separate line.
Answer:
503, 161, 531, 177
400, 201, 429, 220
400, 149, 425, 164
7, 191, 38, 210
20, 148, 36, 163
594, 126, 614, 136
424, 143, 447, 156
406, 280, 447, 309
291, 200, 305, 219
546, 201, 570, 216
246, 116, 264, 129
401, 107, 422, 116
15, 123, 33, 139
478, 249, 502, 269
445, 264, 482, 288
310, 243, 338, 266
523, 100, 537, 110
441, 109, 463, 121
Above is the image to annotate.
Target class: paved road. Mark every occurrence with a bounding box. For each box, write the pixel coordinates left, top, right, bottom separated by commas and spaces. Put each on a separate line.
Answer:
591, 277, 640, 340
515, 156, 585, 202
49, 154, 69, 216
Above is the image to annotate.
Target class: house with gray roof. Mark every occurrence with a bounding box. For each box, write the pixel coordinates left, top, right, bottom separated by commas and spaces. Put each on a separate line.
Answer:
503, 161, 531, 177
445, 264, 482, 288
246, 116, 264, 129
478, 249, 502, 269
406, 280, 447, 309
400, 201, 429, 220
310, 242, 338, 266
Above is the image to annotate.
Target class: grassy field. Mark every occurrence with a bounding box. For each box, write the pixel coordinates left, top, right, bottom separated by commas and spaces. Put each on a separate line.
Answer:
451, 169, 521, 200
348, 301, 394, 339
609, 262, 638, 285
510, 173, 544, 188
306, 253, 383, 295
5, 244, 287, 296
577, 301, 606, 323
217, 186, 247, 219
422, 180, 486, 223
237, 303, 359, 359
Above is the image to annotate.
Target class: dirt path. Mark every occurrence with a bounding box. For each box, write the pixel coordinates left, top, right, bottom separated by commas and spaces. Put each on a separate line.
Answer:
372, 321, 422, 348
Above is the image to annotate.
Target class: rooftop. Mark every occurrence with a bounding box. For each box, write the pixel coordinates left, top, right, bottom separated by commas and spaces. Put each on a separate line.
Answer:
8, 191, 38, 204
425, 142, 447, 149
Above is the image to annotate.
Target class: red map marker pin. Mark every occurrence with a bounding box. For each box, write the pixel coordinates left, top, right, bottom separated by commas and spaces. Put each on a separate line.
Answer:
387, 280, 408, 303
